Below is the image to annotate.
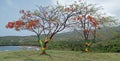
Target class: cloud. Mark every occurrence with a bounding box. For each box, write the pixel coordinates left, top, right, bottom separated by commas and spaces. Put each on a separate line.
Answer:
96, 0, 120, 13
92, 0, 120, 19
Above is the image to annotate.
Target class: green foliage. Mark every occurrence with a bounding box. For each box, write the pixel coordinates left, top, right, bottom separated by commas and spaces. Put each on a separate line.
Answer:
91, 38, 120, 53
47, 37, 120, 53
0, 36, 38, 46
47, 40, 85, 51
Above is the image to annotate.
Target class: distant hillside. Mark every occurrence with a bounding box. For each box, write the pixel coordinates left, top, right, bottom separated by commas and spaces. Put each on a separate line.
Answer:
0, 26, 120, 52
0, 36, 36, 42
0, 31, 82, 42
0, 26, 120, 41
0, 25, 120, 45
0, 31, 83, 46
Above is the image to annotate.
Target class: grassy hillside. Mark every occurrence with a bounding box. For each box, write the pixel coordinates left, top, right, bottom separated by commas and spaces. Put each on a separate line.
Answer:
0, 50, 120, 61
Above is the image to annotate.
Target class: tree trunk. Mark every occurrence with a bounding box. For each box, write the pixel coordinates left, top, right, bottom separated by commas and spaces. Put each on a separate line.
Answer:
93, 27, 97, 42
41, 38, 50, 55
37, 35, 45, 54
40, 33, 55, 55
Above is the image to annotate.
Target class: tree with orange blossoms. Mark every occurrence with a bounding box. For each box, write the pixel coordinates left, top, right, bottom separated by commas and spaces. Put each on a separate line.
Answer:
70, 0, 117, 52
6, 2, 83, 54
6, 10, 44, 53
71, 0, 117, 41
31, 4, 84, 54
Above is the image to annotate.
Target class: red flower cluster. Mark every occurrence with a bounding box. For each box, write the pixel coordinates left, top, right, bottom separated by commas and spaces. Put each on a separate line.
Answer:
6, 22, 15, 28
25, 19, 40, 30
20, 9, 32, 19
6, 19, 40, 31
87, 15, 98, 27
15, 20, 25, 30
6, 20, 25, 31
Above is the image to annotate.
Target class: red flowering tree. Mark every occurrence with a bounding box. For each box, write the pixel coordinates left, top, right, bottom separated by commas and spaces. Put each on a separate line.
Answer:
72, 1, 116, 41
71, 0, 117, 52
6, 2, 83, 54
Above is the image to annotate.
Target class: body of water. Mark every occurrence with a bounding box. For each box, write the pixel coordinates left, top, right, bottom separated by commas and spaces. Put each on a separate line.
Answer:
0, 46, 40, 51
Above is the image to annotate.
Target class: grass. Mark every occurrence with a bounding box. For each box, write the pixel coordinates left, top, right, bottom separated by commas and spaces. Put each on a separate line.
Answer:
0, 50, 120, 61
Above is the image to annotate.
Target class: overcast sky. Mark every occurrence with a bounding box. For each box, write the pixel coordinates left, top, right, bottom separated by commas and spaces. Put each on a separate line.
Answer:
0, 0, 120, 36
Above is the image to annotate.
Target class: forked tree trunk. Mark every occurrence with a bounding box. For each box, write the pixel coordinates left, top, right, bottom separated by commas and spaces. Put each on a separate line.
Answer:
41, 38, 50, 55
40, 33, 55, 55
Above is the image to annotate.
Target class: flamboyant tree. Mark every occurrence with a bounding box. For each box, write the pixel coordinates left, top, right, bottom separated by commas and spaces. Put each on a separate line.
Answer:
69, 1, 116, 40
69, 0, 117, 52
6, 2, 83, 54
70, 1, 100, 41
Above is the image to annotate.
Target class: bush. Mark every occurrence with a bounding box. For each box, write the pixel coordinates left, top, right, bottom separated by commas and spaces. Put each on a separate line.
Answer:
47, 40, 85, 51
91, 38, 120, 53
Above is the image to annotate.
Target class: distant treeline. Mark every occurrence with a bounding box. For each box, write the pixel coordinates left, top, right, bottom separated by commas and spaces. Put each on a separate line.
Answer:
0, 26, 120, 52
0, 36, 120, 53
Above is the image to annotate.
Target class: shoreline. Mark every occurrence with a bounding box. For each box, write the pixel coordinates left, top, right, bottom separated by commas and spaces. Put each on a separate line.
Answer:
0, 46, 40, 51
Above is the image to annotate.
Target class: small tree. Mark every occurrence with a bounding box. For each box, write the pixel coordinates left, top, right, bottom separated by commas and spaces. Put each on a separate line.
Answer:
71, 1, 116, 41
70, 0, 117, 52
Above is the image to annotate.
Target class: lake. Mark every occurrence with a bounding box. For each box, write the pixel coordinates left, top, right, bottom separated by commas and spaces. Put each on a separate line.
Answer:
0, 46, 40, 51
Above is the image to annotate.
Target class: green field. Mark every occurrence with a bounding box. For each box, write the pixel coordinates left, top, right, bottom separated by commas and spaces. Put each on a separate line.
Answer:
0, 50, 120, 61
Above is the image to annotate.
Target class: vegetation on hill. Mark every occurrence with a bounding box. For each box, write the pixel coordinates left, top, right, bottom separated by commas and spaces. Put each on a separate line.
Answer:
0, 26, 120, 52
